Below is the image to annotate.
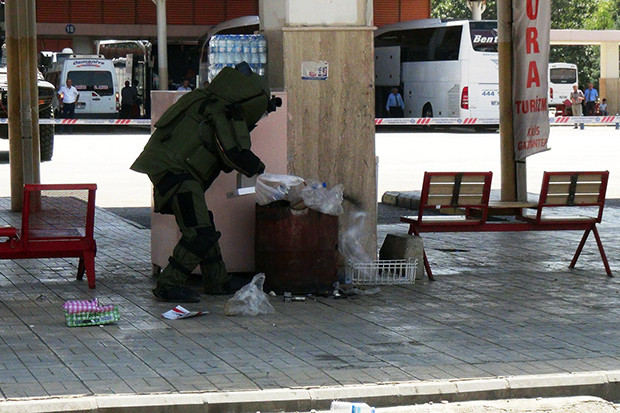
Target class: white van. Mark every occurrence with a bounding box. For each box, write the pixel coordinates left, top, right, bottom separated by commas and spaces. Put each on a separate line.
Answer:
45, 55, 119, 117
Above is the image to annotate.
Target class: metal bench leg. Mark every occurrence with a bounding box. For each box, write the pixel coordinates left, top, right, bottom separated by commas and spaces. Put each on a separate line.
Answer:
592, 226, 613, 277
410, 226, 435, 281
570, 228, 591, 270
77, 257, 85, 280
422, 249, 434, 281
83, 251, 96, 289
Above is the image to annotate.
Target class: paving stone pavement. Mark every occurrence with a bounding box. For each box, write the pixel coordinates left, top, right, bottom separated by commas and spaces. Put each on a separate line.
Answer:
0, 199, 619, 400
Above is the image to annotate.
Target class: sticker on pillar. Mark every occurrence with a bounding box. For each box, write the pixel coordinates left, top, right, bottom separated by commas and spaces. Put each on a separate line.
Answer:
301, 61, 329, 80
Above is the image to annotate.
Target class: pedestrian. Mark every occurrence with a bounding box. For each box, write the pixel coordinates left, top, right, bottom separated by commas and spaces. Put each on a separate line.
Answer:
177, 79, 191, 91
57, 78, 79, 133
132, 80, 142, 118
599, 98, 608, 116
385, 86, 405, 118
131, 63, 281, 302
203, 80, 209, 88
569, 84, 584, 128
120, 80, 137, 119
584, 82, 598, 116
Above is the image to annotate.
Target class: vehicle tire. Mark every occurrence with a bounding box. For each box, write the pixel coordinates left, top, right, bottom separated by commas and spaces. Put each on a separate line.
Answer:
39, 107, 54, 162
422, 103, 433, 118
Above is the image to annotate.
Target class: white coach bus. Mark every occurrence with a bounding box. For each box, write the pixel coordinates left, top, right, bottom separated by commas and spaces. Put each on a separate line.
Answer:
375, 19, 499, 119
548, 62, 578, 107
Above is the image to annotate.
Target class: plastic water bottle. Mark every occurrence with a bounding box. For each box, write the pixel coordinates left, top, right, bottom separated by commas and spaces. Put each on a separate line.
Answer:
242, 35, 251, 62
233, 35, 243, 62
258, 36, 266, 54
225, 35, 234, 53
250, 36, 258, 57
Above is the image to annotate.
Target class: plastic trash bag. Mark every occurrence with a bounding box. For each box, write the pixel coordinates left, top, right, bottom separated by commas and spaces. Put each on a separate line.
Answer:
255, 173, 305, 206
224, 273, 275, 316
339, 211, 373, 265
301, 180, 344, 216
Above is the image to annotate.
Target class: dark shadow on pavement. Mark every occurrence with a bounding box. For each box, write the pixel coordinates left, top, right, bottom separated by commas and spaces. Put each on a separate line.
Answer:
105, 207, 151, 229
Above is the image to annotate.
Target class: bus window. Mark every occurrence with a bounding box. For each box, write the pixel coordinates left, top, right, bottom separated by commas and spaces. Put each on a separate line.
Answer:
401, 28, 434, 62
470, 21, 498, 53
430, 26, 462, 61
550, 68, 577, 84
68, 71, 114, 96
393, 26, 461, 62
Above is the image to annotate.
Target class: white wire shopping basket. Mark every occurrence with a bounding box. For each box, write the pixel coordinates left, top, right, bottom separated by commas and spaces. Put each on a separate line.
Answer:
346, 258, 417, 285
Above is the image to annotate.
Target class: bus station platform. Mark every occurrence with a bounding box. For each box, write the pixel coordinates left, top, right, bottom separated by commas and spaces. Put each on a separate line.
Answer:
0, 200, 619, 410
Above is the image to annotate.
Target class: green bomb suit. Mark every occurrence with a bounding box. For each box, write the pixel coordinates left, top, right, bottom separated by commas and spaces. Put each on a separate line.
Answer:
131, 66, 270, 301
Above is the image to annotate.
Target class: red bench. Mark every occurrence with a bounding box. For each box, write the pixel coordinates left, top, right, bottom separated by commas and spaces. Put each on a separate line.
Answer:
401, 171, 611, 280
0, 184, 98, 288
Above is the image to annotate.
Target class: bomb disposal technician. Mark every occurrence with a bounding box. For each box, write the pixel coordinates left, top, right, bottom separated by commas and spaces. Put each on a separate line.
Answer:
131, 63, 280, 302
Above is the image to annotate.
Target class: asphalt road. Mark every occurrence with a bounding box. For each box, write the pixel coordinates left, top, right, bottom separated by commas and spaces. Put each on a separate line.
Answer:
376, 125, 620, 200
0, 125, 618, 227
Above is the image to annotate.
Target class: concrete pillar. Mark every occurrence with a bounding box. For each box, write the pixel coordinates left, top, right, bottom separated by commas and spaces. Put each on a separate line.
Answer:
600, 42, 620, 79
259, 0, 286, 90
600, 42, 620, 115
5, 0, 41, 210
153, 0, 169, 90
497, 0, 517, 202
260, 0, 377, 258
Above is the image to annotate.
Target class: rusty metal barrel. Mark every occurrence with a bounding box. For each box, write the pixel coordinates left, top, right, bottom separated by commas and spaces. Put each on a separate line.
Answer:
255, 204, 338, 294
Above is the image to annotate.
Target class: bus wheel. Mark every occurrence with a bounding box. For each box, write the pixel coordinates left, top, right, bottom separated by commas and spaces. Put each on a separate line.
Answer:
422, 103, 433, 118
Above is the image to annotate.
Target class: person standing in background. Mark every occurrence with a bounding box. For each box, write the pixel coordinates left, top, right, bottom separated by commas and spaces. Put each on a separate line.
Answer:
177, 79, 191, 91
58, 78, 79, 119
569, 84, 584, 129
599, 98, 608, 115
386, 87, 405, 118
57, 78, 79, 133
120, 80, 137, 119
584, 82, 598, 116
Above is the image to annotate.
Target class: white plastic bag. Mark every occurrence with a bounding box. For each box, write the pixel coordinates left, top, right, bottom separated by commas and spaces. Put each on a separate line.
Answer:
301, 180, 344, 216
224, 273, 275, 316
255, 173, 305, 206
339, 211, 373, 264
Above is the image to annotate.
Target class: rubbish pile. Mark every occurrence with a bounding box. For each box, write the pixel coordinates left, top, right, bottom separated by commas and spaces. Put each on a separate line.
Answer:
255, 173, 344, 216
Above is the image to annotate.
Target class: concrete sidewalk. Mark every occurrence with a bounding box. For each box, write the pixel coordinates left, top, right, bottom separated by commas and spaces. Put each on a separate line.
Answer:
0, 199, 619, 407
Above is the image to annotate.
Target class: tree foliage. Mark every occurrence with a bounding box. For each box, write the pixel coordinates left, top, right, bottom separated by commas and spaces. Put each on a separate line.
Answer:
430, 0, 619, 88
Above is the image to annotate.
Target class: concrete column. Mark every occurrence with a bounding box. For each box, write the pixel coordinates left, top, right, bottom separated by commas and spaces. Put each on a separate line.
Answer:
259, 0, 286, 89
600, 43, 620, 116
153, 0, 169, 90
5, 0, 41, 210
261, 0, 377, 258
600, 42, 620, 79
497, 0, 517, 202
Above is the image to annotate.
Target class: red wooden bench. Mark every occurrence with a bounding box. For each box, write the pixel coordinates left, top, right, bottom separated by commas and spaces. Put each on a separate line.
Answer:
401, 171, 611, 280
0, 184, 98, 288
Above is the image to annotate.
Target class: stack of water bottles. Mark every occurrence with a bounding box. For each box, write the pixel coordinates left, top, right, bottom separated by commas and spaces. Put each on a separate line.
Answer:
207, 34, 267, 81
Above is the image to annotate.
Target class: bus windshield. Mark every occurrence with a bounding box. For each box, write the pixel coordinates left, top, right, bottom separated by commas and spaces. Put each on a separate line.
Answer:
68, 71, 114, 96
550, 68, 577, 84
470, 21, 498, 53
